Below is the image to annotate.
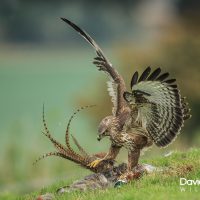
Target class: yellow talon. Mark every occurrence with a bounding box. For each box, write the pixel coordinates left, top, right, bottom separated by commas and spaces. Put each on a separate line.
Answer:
88, 159, 102, 168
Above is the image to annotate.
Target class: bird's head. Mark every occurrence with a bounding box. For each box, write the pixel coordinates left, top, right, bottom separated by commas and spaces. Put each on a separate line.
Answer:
97, 116, 116, 141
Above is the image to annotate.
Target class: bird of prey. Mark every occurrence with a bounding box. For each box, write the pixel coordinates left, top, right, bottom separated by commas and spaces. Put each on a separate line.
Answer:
61, 18, 191, 179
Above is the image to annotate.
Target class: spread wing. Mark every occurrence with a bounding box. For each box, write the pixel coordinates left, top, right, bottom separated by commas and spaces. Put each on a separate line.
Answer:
61, 18, 127, 116
123, 67, 191, 147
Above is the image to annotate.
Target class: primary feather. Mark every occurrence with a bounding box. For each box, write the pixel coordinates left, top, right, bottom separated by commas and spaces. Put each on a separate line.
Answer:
61, 17, 127, 116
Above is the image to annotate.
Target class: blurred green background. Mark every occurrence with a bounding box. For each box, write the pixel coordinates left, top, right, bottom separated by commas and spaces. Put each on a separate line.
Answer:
0, 0, 200, 195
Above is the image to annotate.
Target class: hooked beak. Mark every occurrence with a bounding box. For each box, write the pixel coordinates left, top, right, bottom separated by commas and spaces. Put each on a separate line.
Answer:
97, 125, 106, 141
97, 134, 102, 141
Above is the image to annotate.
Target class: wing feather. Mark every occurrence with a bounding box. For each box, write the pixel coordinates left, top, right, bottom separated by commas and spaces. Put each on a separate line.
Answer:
147, 68, 161, 81
165, 79, 176, 84
61, 18, 127, 116
107, 81, 118, 115
138, 66, 151, 82
131, 71, 139, 88
156, 72, 169, 81
124, 67, 191, 147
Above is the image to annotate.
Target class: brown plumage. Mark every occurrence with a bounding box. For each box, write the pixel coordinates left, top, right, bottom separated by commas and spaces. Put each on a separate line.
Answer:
60, 18, 191, 178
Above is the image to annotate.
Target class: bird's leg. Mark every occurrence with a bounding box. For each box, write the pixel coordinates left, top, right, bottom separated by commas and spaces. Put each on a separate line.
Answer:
88, 145, 121, 168
88, 154, 108, 168
117, 149, 141, 182
118, 134, 149, 182
127, 134, 149, 172
127, 149, 140, 172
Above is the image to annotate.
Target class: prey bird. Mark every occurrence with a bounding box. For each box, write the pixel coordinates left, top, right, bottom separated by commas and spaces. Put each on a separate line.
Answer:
34, 105, 114, 173
61, 18, 191, 180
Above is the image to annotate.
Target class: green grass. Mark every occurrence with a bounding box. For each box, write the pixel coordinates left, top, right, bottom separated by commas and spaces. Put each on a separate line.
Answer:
2, 148, 200, 200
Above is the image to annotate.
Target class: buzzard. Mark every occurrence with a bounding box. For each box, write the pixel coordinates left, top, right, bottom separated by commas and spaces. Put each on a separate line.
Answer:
61, 18, 191, 178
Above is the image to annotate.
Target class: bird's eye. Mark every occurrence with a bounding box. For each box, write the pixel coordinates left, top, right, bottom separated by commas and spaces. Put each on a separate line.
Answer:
103, 131, 107, 135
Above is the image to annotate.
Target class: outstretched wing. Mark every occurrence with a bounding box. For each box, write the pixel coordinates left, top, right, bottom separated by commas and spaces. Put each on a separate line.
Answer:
123, 67, 191, 147
61, 18, 127, 116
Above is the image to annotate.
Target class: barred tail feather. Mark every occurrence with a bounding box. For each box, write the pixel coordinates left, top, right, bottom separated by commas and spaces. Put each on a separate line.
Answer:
42, 104, 67, 152
33, 152, 66, 165
65, 105, 95, 156
71, 134, 90, 159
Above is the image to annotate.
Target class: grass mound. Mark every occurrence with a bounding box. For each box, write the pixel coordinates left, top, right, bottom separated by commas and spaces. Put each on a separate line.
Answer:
2, 148, 200, 200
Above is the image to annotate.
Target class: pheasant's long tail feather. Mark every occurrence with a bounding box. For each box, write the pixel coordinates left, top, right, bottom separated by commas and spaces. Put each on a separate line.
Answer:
33, 152, 66, 165
65, 105, 95, 158
42, 104, 67, 152
71, 134, 90, 159
35, 105, 98, 172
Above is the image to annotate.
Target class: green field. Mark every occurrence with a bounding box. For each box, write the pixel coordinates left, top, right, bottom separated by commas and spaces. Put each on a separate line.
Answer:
1, 148, 199, 200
